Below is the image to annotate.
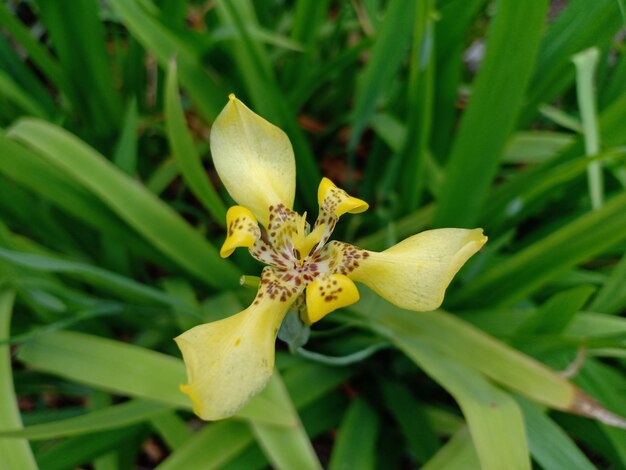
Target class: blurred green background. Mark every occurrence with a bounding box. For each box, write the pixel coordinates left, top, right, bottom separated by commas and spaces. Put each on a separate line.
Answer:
1, 0, 626, 468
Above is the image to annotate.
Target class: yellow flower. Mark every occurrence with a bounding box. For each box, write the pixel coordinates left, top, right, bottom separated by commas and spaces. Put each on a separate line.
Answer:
175, 95, 487, 420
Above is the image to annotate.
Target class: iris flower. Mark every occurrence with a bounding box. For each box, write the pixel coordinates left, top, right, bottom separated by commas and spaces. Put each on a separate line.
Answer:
175, 95, 487, 420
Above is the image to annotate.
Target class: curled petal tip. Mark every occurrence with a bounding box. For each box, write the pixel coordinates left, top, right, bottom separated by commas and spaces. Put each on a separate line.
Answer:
318, 177, 369, 218
304, 274, 360, 324
220, 206, 260, 258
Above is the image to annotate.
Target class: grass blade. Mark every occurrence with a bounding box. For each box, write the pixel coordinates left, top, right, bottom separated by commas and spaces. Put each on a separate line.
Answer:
399, 0, 434, 211
250, 372, 322, 470
573, 48, 603, 209
35, 426, 142, 470
8, 119, 240, 288
17, 330, 189, 408
0, 289, 37, 470
107, 0, 225, 121
454, 191, 626, 307
520, 0, 622, 125
16, 330, 294, 426
395, 337, 530, 470
349, 0, 416, 152
433, 0, 548, 227
36, 0, 122, 137
0, 399, 170, 440
589, 252, 626, 314
157, 421, 253, 470
165, 60, 227, 224
517, 398, 596, 470
0, 70, 48, 118
0, 2, 64, 90
328, 398, 379, 470
422, 427, 481, 470
112, 98, 139, 175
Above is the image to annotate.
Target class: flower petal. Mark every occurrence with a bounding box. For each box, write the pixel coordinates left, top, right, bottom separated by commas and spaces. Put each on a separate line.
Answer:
220, 205, 260, 258
313, 178, 369, 249
175, 267, 302, 420
317, 177, 368, 217
348, 229, 487, 311
303, 274, 360, 324
210, 95, 296, 226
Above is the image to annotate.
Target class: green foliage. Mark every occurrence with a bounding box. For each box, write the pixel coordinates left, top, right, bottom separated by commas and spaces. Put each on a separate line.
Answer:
1, 0, 626, 468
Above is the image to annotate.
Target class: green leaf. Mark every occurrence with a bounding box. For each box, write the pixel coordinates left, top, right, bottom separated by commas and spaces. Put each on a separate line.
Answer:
399, 0, 434, 211
422, 427, 481, 470
0, 70, 48, 118
17, 330, 189, 407
328, 398, 380, 470
393, 336, 530, 470
0, 289, 37, 470
380, 381, 440, 463
107, 0, 225, 121
520, 0, 623, 125
455, 191, 626, 307
112, 98, 139, 175
0, 135, 165, 263
573, 47, 603, 209
16, 329, 295, 426
431, 0, 487, 160
165, 60, 227, 224
517, 398, 596, 470
7, 119, 241, 288
35, 426, 143, 470
503, 132, 576, 164
150, 412, 193, 451
157, 421, 253, 470
433, 0, 548, 227
0, 399, 170, 440
350, 291, 576, 411
0, 2, 64, 92
516, 286, 595, 336
0, 248, 189, 309
250, 372, 322, 470
349, 0, 416, 151
36, 0, 122, 136
589, 250, 626, 314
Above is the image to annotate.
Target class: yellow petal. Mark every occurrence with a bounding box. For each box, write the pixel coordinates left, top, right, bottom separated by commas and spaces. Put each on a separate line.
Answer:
174, 267, 301, 420
317, 177, 368, 217
349, 229, 487, 311
175, 297, 292, 420
303, 274, 360, 325
220, 205, 260, 258
210, 95, 296, 226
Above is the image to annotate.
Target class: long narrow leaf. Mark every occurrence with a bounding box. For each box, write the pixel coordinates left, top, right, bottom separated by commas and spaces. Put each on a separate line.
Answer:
433, 0, 548, 227
8, 119, 240, 288
0, 399, 170, 440
455, 191, 626, 307
250, 372, 322, 470
165, 60, 227, 224
0, 289, 37, 470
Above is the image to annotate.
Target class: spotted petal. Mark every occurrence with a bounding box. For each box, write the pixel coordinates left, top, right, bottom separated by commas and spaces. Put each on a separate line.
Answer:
210, 95, 296, 226
220, 205, 261, 258
303, 273, 360, 324
175, 267, 302, 420
314, 177, 369, 248
347, 229, 487, 311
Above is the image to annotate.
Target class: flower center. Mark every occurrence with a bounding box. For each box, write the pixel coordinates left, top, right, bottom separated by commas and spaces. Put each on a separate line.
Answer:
289, 212, 326, 264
